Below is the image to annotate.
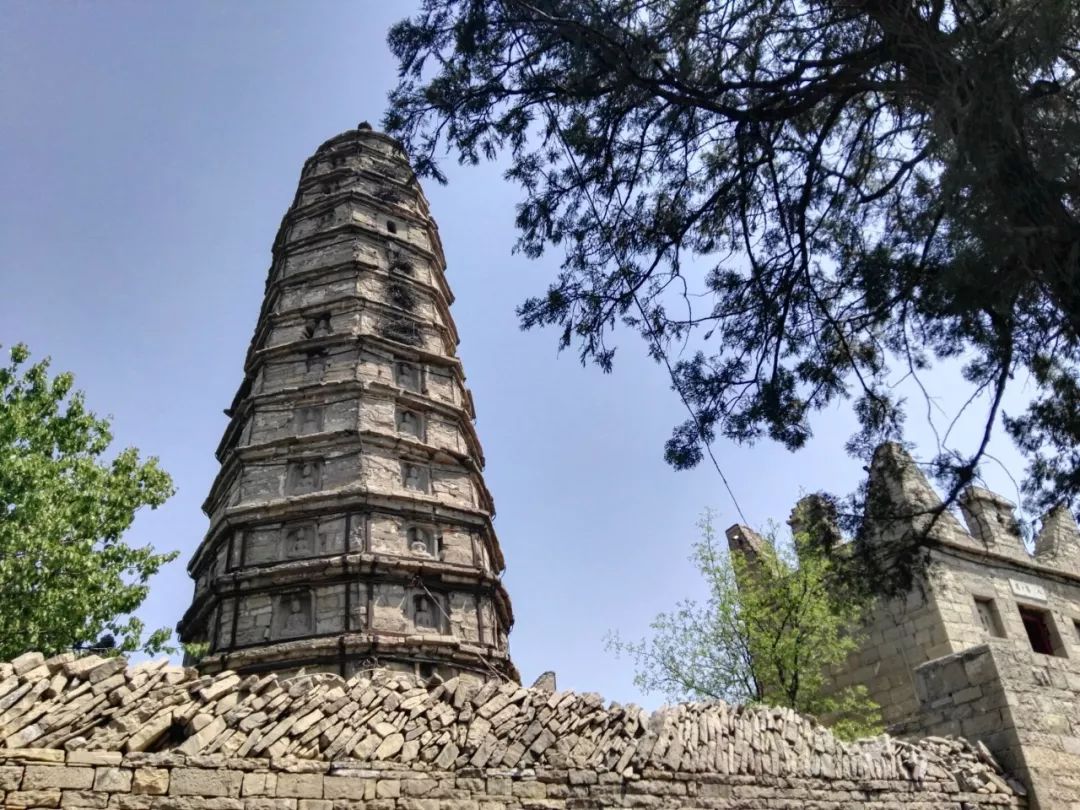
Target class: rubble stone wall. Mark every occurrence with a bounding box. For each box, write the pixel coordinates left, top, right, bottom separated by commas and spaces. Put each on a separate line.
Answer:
0, 652, 1026, 808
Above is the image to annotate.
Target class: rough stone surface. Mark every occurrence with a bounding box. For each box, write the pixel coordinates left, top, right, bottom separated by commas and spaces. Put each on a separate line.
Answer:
175, 123, 516, 684
131, 767, 169, 795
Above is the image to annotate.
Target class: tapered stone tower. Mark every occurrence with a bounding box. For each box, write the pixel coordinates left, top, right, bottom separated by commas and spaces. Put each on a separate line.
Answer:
177, 123, 517, 683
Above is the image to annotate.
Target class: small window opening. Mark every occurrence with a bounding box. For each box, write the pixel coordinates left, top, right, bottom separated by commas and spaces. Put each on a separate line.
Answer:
1018, 605, 1058, 655
1073, 619, 1080, 644
386, 220, 398, 234
302, 312, 332, 339
304, 350, 328, 375
413, 595, 437, 630
397, 408, 422, 438
974, 597, 1006, 638
418, 661, 436, 679
407, 526, 433, 556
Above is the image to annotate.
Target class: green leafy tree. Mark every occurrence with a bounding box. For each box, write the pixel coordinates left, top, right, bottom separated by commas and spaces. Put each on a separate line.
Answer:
0, 344, 177, 659
608, 510, 881, 740
385, 0, 1080, 518
181, 640, 210, 666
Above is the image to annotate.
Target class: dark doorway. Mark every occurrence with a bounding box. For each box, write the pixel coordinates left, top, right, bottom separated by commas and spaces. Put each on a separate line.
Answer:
1018, 606, 1056, 655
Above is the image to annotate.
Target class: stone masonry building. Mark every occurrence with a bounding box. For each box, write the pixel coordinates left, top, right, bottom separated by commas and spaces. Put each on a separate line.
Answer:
728, 442, 1080, 808
176, 123, 516, 684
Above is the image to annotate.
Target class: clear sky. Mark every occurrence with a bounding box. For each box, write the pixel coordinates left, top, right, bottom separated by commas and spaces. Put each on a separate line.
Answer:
0, 0, 1031, 707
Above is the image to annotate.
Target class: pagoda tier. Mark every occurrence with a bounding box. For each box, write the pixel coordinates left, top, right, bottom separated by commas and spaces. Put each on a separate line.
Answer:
177, 124, 517, 683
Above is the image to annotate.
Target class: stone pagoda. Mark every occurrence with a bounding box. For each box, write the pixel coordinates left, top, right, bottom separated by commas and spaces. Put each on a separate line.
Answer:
177, 123, 517, 684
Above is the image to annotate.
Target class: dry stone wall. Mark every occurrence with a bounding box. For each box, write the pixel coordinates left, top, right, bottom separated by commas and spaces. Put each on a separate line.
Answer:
0, 652, 1025, 808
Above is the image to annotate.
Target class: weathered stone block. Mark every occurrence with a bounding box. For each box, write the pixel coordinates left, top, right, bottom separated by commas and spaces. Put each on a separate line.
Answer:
86, 658, 126, 684
275, 772, 323, 798
59, 788, 108, 808
0, 763, 22, 789
374, 779, 400, 798
511, 780, 547, 799
168, 768, 242, 798
67, 751, 122, 767
178, 715, 229, 755
125, 709, 174, 752
92, 766, 132, 792
372, 732, 404, 760
108, 794, 156, 809
239, 800, 297, 810
4, 787, 62, 807
400, 777, 438, 796
22, 764, 95, 790
131, 767, 169, 795
11, 652, 45, 676
322, 775, 371, 799
1, 747, 65, 763
242, 772, 277, 797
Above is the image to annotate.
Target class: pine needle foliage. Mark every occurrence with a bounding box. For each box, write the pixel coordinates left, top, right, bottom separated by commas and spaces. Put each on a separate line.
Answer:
385, 0, 1080, 513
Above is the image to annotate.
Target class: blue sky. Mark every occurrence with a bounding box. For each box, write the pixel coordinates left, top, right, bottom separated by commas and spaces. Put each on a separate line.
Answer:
0, 1, 1030, 707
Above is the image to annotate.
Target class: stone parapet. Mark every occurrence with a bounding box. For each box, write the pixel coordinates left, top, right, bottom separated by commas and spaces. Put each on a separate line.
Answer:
817, 442, 1080, 808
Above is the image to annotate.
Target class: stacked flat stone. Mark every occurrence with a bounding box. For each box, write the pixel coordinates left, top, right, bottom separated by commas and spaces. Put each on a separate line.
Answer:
176, 124, 515, 682
0, 652, 1022, 800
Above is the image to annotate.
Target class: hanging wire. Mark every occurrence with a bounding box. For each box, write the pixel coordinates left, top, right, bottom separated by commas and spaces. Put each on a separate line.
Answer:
516, 67, 751, 526
411, 575, 514, 684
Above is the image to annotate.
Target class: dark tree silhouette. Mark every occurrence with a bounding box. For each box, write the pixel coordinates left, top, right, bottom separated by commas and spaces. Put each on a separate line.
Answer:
385, 0, 1080, 510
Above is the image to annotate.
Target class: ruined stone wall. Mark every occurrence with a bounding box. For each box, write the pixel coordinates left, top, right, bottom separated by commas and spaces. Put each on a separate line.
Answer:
899, 642, 1080, 809
911, 496, 1080, 667
730, 444, 1080, 807
0, 652, 1024, 808
825, 538, 1080, 730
